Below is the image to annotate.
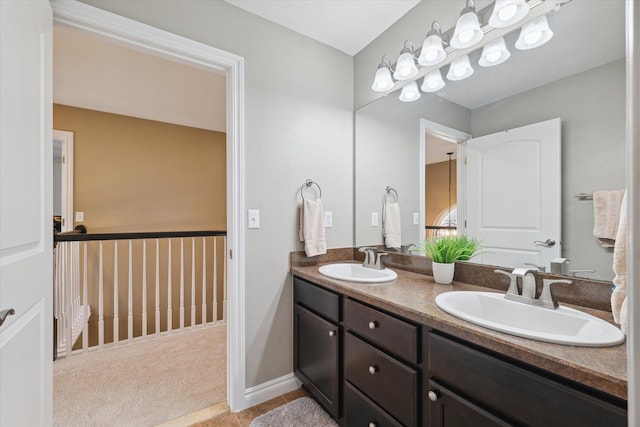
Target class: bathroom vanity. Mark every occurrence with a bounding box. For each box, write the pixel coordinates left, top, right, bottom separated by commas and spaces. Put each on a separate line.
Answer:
292, 262, 627, 427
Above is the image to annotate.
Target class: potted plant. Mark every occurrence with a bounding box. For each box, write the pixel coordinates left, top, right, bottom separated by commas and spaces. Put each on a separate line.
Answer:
414, 235, 482, 284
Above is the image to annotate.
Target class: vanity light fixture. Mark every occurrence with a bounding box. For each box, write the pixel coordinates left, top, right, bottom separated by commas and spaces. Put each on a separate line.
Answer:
393, 40, 419, 81
371, 55, 395, 92
418, 21, 447, 67
446, 55, 474, 81
488, 0, 530, 28
479, 37, 511, 67
450, 0, 484, 49
515, 15, 554, 50
421, 69, 446, 93
399, 81, 421, 102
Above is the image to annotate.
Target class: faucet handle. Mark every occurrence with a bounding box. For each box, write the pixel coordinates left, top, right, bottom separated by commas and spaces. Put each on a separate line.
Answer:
540, 278, 572, 309
495, 269, 518, 295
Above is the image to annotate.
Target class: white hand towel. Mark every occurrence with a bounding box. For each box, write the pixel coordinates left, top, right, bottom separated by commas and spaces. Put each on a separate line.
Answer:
611, 190, 627, 332
593, 190, 625, 247
299, 198, 327, 257
383, 201, 402, 249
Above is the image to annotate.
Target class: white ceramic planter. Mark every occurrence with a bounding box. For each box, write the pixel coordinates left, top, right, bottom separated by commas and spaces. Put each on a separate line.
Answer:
432, 261, 455, 285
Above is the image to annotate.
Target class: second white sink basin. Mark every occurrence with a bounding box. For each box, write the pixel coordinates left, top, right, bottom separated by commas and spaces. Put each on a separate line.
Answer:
319, 263, 397, 283
435, 291, 625, 347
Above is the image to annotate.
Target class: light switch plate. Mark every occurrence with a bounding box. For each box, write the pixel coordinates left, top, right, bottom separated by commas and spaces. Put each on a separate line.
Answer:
248, 209, 260, 229
324, 211, 333, 228
413, 212, 420, 225
75, 211, 84, 222
371, 212, 378, 227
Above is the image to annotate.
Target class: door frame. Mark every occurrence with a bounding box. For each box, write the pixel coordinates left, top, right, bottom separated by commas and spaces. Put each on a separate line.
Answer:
51, 0, 247, 411
52, 129, 73, 232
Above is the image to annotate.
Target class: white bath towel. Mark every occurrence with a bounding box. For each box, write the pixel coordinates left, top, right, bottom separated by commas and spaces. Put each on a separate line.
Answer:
611, 190, 627, 333
593, 190, 625, 247
299, 198, 326, 257
383, 201, 401, 249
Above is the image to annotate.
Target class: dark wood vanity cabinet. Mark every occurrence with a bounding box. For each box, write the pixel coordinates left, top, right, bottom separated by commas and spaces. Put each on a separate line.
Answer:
293, 275, 627, 427
293, 276, 341, 419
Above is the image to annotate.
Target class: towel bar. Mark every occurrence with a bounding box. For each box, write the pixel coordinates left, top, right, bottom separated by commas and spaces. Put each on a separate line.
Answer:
575, 193, 593, 200
385, 186, 399, 203
300, 179, 322, 201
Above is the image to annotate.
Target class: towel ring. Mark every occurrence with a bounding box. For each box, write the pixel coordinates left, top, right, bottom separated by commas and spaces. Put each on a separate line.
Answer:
300, 179, 322, 201
385, 186, 399, 203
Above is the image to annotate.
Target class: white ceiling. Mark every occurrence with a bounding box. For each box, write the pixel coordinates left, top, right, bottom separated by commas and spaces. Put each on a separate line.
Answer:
224, 0, 420, 55
53, 24, 227, 132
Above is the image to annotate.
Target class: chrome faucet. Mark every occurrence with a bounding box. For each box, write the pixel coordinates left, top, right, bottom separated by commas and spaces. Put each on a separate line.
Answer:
359, 247, 389, 270
495, 268, 572, 310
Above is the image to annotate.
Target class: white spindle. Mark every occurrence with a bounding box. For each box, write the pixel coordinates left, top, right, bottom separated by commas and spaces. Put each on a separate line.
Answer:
155, 239, 160, 335
128, 240, 133, 341
142, 239, 148, 337
65, 242, 73, 356
180, 238, 185, 330
223, 236, 227, 323
191, 237, 196, 327
213, 237, 218, 323
201, 237, 207, 324
82, 241, 88, 352
99, 241, 104, 348
113, 241, 119, 344
167, 239, 172, 332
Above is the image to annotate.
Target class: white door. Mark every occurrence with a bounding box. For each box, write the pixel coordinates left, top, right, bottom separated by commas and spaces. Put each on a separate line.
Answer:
464, 118, 561, 270
0, 1, 53, 426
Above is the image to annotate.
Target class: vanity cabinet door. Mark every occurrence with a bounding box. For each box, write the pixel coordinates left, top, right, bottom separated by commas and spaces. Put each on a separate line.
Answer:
294, 305, 340, 418
427, 380, 512, 427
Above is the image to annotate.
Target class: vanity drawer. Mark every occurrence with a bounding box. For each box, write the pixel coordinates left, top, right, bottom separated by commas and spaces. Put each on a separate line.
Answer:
428, 333, 627, 426
345, 381, 402, 427
294, 276, 339, 322
344, 297, 418, 363
345, 332, 418, 426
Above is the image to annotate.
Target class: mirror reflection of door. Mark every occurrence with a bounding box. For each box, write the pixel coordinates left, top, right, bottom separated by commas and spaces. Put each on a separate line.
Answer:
53, 129, 74, 233
425, 134, 458, 241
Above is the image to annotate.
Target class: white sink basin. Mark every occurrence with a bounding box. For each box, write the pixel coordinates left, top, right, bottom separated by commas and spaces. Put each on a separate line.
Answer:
435, 291, 625, 347
318, 263, 397, 283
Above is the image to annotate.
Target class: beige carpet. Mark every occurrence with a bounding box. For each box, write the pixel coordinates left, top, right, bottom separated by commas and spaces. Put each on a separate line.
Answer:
54, 324, 226, 427
249, 397, 338, 427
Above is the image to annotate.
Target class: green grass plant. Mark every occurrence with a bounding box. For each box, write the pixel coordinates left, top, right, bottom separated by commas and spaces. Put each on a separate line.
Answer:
414, 235, 482, 264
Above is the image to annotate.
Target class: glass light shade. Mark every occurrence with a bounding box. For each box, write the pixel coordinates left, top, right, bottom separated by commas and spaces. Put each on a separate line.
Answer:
421, 69, 446, 92
418, 34, 446, 66
393, 50, 419, 80
479, 37, 511, 67
371, 66, 394, 92
399, 81, 421, 102
488, 0, 529, 28
515, 15, 554, 50
446, 55, 474, 81
450, 12, 483, 49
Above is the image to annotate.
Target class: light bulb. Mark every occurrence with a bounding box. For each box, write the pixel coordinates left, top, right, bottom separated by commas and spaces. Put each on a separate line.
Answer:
458, 30, 475, 44
524, 31, 542, 45
516, 15, 553, 50
486, 51, 501, 63
489, 0, 530, 28
421, 69, 445, 93
450, 11, 483, 49
371, 66, 394, 92
393, 47, 419, 81
498, 4, 517, 21
418, 32, 446, 67
479, 37, 510, 67
446, 55, 473, 81
453, 65, 466, 77
399, 81, 421, 102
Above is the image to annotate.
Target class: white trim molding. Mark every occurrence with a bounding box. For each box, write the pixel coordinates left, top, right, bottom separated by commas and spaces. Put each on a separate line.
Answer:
52, 129, 73, 232
51, 0, 247, 412
244, 373, 302, 409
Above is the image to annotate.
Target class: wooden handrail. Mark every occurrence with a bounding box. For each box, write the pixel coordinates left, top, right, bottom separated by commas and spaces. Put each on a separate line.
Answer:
55, 230, 227, 242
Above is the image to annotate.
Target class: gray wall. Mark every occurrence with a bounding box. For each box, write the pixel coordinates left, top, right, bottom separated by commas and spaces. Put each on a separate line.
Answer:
80, 0, 354, 388
471, 59, 626, 280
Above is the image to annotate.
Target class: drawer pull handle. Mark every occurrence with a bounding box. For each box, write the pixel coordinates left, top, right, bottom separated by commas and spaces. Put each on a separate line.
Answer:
369, 423, 377, 427
428, 390, 439, 402
368, 365, 378, 375
328, 330, 336, 337
368, 321, 378, 330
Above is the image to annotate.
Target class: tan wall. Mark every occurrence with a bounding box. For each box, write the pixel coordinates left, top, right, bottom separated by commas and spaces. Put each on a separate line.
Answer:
53, 104, 226, 346
425, 159, 457, 227
53, 104, 226, 232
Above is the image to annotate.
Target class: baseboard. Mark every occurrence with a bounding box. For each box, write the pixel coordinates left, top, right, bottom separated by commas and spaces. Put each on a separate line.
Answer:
242, 372, 302, 410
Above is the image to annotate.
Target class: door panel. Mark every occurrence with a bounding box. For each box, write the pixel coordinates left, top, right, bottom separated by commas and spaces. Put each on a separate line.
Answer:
0, 1, 53, 425
465, 118, 561, 269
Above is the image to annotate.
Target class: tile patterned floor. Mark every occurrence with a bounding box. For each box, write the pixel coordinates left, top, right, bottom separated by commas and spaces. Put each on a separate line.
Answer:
188, 389, 307, 427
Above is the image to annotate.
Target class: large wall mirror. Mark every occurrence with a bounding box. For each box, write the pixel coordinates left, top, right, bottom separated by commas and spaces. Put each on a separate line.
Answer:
355, 0, 625, 281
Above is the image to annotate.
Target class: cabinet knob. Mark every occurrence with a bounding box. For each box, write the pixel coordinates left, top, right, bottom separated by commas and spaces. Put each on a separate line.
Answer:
368, 365, 378, 375
428, 390, 439, 402
369, 423, 377, 427
328, 330, 336, 337
368, 321, 378, 330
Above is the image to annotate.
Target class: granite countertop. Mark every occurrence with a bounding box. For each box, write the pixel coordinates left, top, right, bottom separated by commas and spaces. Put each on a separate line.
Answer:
291, 264, 627, 401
